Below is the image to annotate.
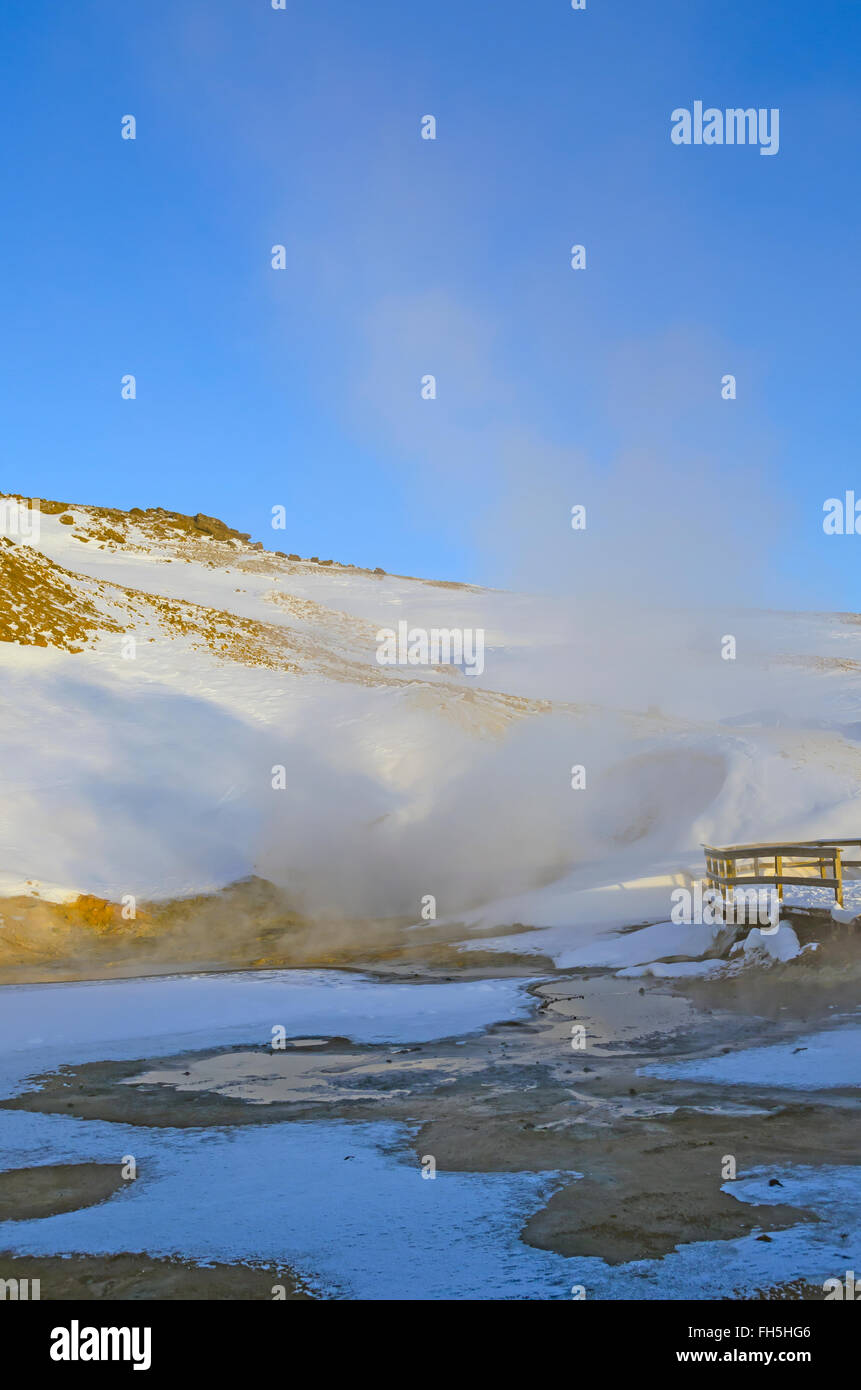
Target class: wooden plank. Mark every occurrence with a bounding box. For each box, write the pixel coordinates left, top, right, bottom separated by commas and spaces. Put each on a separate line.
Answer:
794, 839, 861, 848
702, 839, 854, 908
704, 839, 861, 850
704, 843, 848, 860
706, 872, 842, 890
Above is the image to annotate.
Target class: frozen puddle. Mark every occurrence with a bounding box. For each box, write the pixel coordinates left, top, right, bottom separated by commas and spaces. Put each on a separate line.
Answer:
0, 1111, 584, 1300
642, 1026, 861, 1091
1, 1110, 858, 1299
0, 970, 536, 1096
0, 968, 591, 1299
0, 969, 585, 1298
1, 970, 858, 1299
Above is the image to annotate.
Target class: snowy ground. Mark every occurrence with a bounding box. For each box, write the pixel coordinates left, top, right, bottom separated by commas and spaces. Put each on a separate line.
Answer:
4, 503, 861, 955
2, 500, 860, 1298
0, 971, 534, 1095
644, 1026, 861, 1091
0, 968, 858, 1299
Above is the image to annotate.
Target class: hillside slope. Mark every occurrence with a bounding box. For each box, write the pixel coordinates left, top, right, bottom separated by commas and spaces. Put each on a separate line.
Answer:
2, 494, 861, 973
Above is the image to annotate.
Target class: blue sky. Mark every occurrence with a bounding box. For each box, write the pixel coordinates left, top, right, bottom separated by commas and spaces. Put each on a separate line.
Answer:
1, 0, 859, 607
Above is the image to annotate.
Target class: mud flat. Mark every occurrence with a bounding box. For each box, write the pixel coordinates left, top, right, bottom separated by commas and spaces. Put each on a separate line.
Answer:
0, 937, 858, 1299
0, 1250, 311, 1300
0, 1164, 125, 1222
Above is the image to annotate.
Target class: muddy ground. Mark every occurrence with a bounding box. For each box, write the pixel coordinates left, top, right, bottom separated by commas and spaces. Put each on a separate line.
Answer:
0, 1249, 311, 1300
1, 910, 857, 1298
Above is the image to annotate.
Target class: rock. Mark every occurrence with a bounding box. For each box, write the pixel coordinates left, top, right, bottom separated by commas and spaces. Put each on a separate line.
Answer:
287, 554, 300, 561
59, 514, 75, 526
193, 513, 232, 540
374, 567, 385, 574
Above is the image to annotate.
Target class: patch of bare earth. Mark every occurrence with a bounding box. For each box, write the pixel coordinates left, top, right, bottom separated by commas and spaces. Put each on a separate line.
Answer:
0, 1252, 311, 1300
0, 1164, 125, 1221
0, 539, 124, 651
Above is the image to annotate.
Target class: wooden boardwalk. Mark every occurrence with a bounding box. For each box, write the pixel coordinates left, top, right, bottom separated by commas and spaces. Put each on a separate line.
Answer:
703, 840, 861, 909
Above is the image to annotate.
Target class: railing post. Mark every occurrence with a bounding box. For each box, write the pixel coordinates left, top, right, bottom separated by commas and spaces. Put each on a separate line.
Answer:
835, 847, 843, 907
775, 854, 783, 901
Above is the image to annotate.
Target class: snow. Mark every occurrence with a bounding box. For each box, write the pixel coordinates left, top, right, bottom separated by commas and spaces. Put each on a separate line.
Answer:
832, 903, 861, 925
3, 511, 860, 1297
0, 1111, 586, 1300
642, 1025, 861, 1090
0, 971, 536, 1094
461, 916, 725, 970
0, 1104, 856, 1299
5, 509, 861, 953
617, 959, 727, 979
730, 923, 806, 963
0, 973, 856, 1299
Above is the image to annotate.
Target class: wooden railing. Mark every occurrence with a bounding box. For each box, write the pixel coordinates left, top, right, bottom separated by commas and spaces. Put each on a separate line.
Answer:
703, 840, 861, 909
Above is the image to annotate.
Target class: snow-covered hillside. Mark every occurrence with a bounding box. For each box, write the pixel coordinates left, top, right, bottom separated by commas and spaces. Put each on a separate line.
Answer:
2, 495, 861, 946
